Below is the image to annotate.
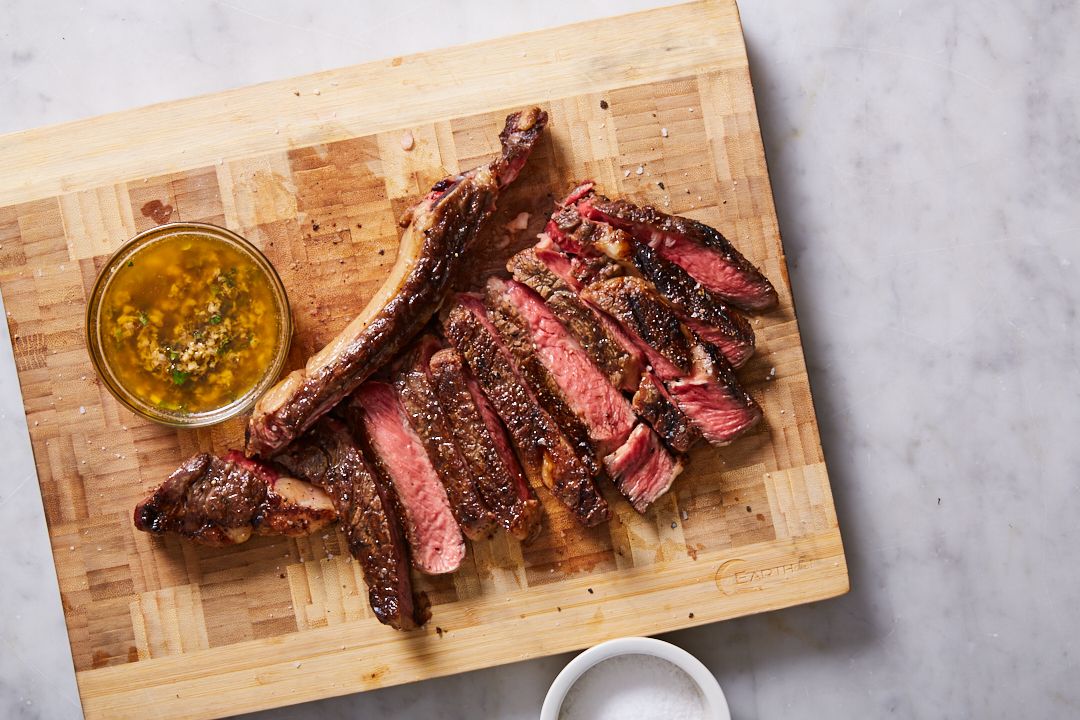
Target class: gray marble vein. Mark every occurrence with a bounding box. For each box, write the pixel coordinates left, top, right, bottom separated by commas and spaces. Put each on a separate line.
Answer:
1, 1, 1078, 718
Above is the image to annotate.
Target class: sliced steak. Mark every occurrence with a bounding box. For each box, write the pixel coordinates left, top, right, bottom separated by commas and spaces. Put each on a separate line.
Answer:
134, 453, 336, 546
395, 336, 497, 540
485, 284, 600, 474
428, 347, 543, 543
603, 423, 685, 513
628, 241, 755, 367
583, 277, 762, 446
345, 381, 466, 575
246, 108, 548, 457
272, 417, 422, 630
631, 372, 701, 454
443, 295, 609, 527
576, 189, 778, 313
510, 245, 643, 391
547, 195, 756, 367
489, 277, 635, 456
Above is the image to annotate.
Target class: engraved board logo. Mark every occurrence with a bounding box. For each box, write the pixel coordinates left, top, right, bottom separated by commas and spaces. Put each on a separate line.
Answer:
715, 557, 815, 595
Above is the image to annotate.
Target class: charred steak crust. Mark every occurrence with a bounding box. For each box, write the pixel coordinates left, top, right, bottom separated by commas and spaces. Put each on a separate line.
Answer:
631, 373, 701, 454
583, 276, 695, 375
246, 108, 549, 458
443, 297, 609, 527
546, 196, 756, 368
134, 453, 336, 547
628, 241, 756, 367
580, 195, 778, 313
484, 285, 601, 475
395, 337, 497, 540
428, 346, 542, 544
272, 417, 422, 630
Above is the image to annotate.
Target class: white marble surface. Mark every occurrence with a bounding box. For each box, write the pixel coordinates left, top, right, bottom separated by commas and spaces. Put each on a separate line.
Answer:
2, 1, 1078, 717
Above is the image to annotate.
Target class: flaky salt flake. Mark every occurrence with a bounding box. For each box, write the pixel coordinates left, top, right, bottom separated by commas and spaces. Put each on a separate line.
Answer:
635, 165, 644, 175
79, 406, 86, 415
400, 130, 415, 151
661, 127, 669, 138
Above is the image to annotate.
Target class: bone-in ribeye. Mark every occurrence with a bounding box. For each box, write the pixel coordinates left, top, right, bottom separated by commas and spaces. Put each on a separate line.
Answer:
246, 108, 548, 458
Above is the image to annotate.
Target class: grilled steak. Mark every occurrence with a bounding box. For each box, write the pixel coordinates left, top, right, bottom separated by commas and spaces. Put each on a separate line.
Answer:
428, 347, 543, 543
272, 417, 423, 630
509, 246, 642, 391
627, 241, 755, 367
583, 277, 762, 446
488, 277, 635, 456
573, 186, 778, 313
546, 194, 756, 367
603, 423, 684, 513
134, 452, 336, 546
395, 336, 497, 541
246, 107, 548, 457
345, 381, 466, 574
485, 284, 600, 473
631, 372, 701, 454
443, 295, 609, 527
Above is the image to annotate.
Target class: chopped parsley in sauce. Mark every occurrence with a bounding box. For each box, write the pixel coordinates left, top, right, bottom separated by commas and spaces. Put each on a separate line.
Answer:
100, 233, 281, 414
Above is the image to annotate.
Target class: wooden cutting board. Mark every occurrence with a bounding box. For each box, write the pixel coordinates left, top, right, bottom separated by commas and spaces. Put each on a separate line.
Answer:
0, 1, 848, 717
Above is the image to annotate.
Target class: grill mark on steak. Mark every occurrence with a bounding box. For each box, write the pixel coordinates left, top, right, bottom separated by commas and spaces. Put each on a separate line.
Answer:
345, 381, 466, 574
546, 192, 756, 368
490, 277, 636, 457
443, 295, 609, 527
631, 372, 701, 454
272, 417, 423, 630
628, 241, 755, 367
584, 277, 762, 446
134, 453, 336, 547
485, 284, 600, 475
246, 108, 548, 457
576, 191, 778, 313
583, 276, 694, 375
428, 347, 543, 543
510, 245, 643, 391
603, 423, 685, 513
395, 336, 497, 541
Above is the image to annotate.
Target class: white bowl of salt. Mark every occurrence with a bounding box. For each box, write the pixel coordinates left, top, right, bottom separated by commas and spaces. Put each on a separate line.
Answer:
541, 636, 730, 720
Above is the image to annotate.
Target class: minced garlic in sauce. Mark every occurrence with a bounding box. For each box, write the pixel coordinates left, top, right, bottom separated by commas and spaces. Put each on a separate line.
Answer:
100, 233, 281, 414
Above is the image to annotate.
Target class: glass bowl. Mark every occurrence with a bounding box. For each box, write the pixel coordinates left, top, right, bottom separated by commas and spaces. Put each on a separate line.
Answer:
85, 222, 292, 427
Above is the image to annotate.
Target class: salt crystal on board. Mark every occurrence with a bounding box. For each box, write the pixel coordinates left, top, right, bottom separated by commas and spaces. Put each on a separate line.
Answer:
559, 654, 705, 720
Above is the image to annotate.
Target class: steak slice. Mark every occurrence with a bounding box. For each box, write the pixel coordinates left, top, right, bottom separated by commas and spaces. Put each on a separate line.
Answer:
134, 453, 336, 546
488, 277, 635, 457
485, 285, 600, 474
428, 347, 543, 543
546, 197, 756, 368
583, 277, 762, 446
246, 107, 548, 457
509, 245, 643, 391
603, 423, 685, 513
272, 417, 423, 630
443, 295, 609, 527
631, 372, 701, 454
346, 381, 466, 574
628, 241, 755, 367
395, 336, 497, 541
575, 187, 778, 313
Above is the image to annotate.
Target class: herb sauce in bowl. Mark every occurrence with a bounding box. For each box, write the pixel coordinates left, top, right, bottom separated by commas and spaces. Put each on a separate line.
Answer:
86, 223, 291, 426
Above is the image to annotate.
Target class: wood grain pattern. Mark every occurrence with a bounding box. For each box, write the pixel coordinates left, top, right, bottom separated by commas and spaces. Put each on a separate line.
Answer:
0, 2, 848, 718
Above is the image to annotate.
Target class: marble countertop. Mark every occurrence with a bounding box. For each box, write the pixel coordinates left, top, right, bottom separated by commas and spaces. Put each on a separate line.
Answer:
3, 1, 1078, 717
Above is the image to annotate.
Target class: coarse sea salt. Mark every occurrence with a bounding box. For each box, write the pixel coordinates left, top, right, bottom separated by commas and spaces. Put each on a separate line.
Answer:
559, 654, 705, 720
